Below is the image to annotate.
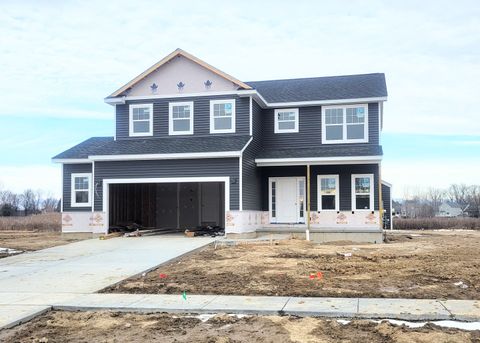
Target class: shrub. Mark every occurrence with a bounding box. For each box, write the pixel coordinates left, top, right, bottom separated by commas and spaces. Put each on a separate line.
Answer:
393, 217, 480, 230
0, 213, 61, 231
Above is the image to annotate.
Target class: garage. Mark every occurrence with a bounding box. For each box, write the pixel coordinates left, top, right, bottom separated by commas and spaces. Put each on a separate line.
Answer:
107, 181, 225, 232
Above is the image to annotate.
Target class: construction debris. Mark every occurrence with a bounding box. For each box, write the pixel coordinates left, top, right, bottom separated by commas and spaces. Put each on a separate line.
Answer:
99, 232, 122, 240
184, 225, 224, 237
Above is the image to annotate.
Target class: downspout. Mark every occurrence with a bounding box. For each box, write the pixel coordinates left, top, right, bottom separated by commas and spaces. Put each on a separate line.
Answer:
306, 164, 311, 241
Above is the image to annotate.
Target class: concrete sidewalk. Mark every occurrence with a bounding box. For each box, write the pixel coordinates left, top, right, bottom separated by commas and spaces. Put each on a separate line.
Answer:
0, 235, 216, 328
1, 292, 478, 329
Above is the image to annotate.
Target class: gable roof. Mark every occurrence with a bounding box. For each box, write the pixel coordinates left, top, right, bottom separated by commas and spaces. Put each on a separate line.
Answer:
52, 135, 251, 160
246, 73, 387, 103
108, 49, 252, 98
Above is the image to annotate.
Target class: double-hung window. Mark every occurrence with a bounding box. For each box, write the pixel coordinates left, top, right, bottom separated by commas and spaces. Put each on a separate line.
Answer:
322, 104, 368, 143
169, 102, 193, 135
274, 108, 299, 133
318, 175, 339, 211
71, 173, 92, 207
129, 104, 153, 137
352, 174, 374, 210
210, 99, 235, 133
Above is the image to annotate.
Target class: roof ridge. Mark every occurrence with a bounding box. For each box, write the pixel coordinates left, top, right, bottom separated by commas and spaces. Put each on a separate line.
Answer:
246, 73, 384, 84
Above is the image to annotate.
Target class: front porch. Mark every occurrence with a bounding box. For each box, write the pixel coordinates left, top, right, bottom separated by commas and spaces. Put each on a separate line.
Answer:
227, 160, 386, 243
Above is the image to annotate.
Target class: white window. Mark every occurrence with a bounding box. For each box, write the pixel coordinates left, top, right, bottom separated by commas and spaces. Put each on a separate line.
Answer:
322, 104, 368, 143
169, 101, 193, 135
352, 174, 374, 211
274, 108, 299, 133
210, 99, 236, 133
317, 175, 339, 211
71, 173, 92, 207
129, 104, 153, 137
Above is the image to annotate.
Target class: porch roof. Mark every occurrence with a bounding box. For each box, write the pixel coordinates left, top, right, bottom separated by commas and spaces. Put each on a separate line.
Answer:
255, 145, 383, 166
52, 135, 251, 161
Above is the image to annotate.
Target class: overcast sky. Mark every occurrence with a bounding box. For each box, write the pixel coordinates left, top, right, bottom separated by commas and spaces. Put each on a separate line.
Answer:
0, 0, 479, 198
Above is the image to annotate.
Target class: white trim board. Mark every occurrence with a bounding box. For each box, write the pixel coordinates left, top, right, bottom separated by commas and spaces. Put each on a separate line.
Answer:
89, 151, 242, 161
105, 89, 387, 109
255, 155, 382, 167
102, 176, 230, 231
238, 137, 254, 211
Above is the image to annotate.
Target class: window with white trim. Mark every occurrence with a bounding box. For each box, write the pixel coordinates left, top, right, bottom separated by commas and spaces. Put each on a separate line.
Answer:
352, 174, 374, 210
322, 104, 368, 143
129, 104, 153, 137
274, 108, 299, 133
169, 101, 193, 135
210, 99, 235, 133
71, 173, 92, 207
318, 175, 339, 211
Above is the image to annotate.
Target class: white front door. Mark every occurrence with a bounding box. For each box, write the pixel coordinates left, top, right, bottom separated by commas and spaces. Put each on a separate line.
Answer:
270, 177, 305, 223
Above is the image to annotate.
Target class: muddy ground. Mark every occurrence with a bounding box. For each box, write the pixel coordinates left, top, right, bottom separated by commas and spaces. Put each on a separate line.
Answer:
104, 231, 480, 299
1, 311, 478, 343
0, 231, 85, 258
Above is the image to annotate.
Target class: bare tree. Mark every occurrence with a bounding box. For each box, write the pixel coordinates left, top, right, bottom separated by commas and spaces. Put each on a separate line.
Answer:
42, 197, 59, 212
21, 189, 41, 216
448, 184, 470, 214
427, 187, 444, 214
0, 190, 20, 216
468, 185, 480, 217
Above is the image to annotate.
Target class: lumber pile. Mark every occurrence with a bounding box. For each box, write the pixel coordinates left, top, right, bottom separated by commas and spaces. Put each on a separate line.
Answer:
184, 225, 224, 237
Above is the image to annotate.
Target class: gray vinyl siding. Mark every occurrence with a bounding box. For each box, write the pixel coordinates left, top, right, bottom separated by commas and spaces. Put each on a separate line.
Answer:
260, 164, 380, 212
382, 183, 392, 229
93, 158, 240, 211
261, 103, 379, 150
116, 95, 249, 140
241, 98, 262, 210
63, 163, 92, 212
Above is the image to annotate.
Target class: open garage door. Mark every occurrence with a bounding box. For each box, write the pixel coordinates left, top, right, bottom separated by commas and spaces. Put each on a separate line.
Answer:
109, 182, 225, 232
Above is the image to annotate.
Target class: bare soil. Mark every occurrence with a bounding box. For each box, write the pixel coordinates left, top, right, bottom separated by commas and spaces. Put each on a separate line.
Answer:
0, 311, 478, 343
103, 231, 480, 299
0, 231, 85, 258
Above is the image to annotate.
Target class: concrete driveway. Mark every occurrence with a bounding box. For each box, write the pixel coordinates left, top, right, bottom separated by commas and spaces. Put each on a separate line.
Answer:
0, 235, 216, 328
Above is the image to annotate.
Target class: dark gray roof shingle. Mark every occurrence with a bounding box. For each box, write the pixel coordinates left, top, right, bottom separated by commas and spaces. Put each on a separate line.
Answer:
53, 136, 251, 160
257, 145, 383, 159
247, 73, 387, 103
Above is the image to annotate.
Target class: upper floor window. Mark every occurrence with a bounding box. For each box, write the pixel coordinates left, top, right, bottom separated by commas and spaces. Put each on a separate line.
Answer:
322, 104, 368, 144
318, 175, 339, 211
210, 99, 236, 133
169, 101, 193, 135
274, 108, 299, 133
129, 104, 153, 137
352, 174, 374, 210
71, 173, 91, 207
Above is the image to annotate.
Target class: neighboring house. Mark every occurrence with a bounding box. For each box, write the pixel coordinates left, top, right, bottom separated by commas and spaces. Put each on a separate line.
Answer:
436, 202, 466, 217
53, 49, 390, 243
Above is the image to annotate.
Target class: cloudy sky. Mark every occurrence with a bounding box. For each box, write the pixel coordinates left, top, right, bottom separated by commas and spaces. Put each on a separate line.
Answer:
0, 0, 479, 198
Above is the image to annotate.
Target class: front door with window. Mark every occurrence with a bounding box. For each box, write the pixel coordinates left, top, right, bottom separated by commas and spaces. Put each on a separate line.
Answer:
269, 177, 305, 223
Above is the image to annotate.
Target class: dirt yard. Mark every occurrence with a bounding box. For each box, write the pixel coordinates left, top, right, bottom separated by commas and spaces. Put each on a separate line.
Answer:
104, 231, 480, 299
0, 231, 86, 258
1, 311, 478, 343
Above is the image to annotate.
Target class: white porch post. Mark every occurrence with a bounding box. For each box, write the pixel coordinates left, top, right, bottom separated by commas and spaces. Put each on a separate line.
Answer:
306, 164, 311, 241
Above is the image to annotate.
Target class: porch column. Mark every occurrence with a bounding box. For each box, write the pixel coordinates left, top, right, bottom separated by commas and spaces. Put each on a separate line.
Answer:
306, 164, 311, 241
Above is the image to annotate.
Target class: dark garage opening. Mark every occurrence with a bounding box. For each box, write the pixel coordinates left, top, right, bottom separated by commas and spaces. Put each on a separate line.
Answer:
109, 182, 225, 232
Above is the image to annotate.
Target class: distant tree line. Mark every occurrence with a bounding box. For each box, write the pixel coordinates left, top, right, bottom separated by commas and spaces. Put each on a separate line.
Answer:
0, 188, 60, 217
394, 184, 480, 218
